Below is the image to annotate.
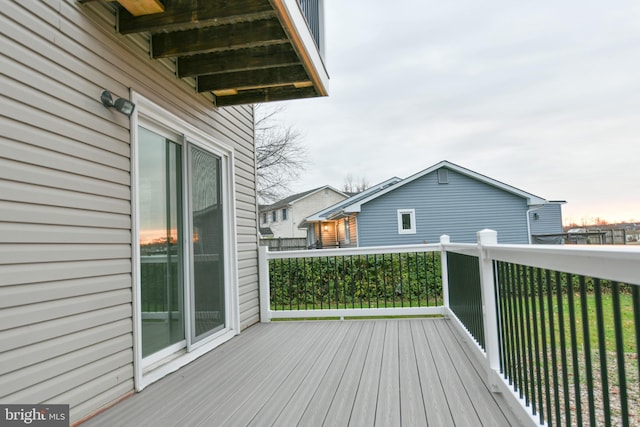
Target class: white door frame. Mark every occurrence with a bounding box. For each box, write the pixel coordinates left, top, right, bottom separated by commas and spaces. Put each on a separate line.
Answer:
130, 92, 240, 391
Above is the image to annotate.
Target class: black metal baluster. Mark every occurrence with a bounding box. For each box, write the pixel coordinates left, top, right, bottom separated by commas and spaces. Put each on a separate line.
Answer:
399, 252, 404, 307
594, 278, 611, 427
633, 284, 640, 385
365, 254, 371, 309
523, 266, 535, 410
546, 269, 560, 427
333, 255, 340, 309
611, 282, 629, 427
555, 272, 570, 427
579, 276, 596, 427
538, 268, 552, 426
566, 274, 582, 426
497, 262, 508, 376
295, 257, 300, 311
383, 254, 388, 308
277, 257, 284, 311
516, 264, 527, 401
423, 252, 429, 306
506, 263, 518, 387
509, 263, 522, 394
530, 267, 544, 424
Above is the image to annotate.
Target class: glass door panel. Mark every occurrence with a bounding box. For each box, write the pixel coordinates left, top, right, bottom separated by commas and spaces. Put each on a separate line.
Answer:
189, 146, 225, 341
139, 127, 185, 358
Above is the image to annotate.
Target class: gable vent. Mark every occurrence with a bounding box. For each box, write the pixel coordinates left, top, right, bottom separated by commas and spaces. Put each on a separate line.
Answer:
438, 169, 449, 184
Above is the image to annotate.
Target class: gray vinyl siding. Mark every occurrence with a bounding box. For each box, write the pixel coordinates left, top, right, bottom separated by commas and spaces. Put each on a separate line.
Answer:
529, 204, 564, 235
1, 0, 258, 423
356, 168, 530, 246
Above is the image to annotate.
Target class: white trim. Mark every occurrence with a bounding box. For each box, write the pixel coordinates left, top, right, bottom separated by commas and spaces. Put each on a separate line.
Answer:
269, 306, 445, 320
140, 329, 237, 390
278, 0, 329, 95
131, 91, 240, 391
130, 92, 143, 391
397, 209, 416, 234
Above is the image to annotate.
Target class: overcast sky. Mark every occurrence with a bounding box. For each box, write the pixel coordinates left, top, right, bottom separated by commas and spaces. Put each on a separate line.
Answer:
273, 0, 640, 225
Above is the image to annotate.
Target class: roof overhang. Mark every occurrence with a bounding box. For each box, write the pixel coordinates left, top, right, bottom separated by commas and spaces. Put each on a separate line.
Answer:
110, 0, 329, 106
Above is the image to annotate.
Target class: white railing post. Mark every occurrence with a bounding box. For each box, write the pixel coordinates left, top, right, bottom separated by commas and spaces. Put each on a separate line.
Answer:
258, 245, 271, 323
439, 235, 450, 310
477, 229, 500, 391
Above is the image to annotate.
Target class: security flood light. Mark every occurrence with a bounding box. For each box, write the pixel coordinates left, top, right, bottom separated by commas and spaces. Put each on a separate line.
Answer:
100, 90, 135, 117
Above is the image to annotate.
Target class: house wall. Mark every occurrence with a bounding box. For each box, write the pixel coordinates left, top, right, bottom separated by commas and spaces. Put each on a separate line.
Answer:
261, 188, 346, 238
529, 203, 564, 235
0, 0, 258, 423
356, 168, 530, 245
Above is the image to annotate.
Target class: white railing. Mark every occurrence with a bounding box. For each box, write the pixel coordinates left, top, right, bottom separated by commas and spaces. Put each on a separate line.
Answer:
258, 230, 640, 427
259, 243, 444, 321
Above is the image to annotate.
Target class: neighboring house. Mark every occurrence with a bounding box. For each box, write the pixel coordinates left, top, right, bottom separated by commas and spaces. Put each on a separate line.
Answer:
302, 177, 402, 248
1, 0, 327, 423
259, 186, 347, 239
303, 161, 565, 247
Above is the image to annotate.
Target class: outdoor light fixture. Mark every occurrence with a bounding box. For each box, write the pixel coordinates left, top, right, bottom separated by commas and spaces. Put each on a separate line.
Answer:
100, 90, 135, 117
323, 225, 328, 231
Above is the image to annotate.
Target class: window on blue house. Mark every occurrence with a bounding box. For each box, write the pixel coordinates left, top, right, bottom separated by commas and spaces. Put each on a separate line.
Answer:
282, 208, 287, 221
272, 211, 277, 222
397, 209, 416, 234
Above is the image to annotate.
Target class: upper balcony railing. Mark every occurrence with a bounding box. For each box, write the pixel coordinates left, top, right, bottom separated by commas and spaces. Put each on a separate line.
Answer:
259, 231, 640, 427
298, 0, 322, 52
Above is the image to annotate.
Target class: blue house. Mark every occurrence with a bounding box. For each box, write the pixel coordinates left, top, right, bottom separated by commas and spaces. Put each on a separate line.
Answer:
303, 161, 565, 246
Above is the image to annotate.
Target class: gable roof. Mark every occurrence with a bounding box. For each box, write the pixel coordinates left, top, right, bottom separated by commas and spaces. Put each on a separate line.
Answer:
304, 177, 403, 222
342, 161, 547, 214
302, 161, 550, 225
260, 185, 346, 211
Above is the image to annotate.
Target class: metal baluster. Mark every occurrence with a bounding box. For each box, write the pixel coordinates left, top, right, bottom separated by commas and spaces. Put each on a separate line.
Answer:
530, 267, 545, 424
538, 268, 552, 426
523, 265, 535, 410
594, 278, 611, 427
611, 282, 629, 427
579, 276, 596, 427
555, 272, 570, 427
546, 269, 561, 427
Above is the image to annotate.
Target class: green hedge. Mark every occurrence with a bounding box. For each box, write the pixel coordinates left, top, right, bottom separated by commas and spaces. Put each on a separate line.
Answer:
269, 252, 443, 310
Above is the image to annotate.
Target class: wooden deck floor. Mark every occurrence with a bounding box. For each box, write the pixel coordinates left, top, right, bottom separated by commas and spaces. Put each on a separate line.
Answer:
83, 319, 525, 426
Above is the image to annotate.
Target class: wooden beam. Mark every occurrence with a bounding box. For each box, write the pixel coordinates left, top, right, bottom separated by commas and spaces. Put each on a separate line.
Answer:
118, 0, 274, 34
152, 18, 288, 58
197, 65, 308, 92
116, 0, 164, 16
177, 44, 300, 78
214, 86, 318, 106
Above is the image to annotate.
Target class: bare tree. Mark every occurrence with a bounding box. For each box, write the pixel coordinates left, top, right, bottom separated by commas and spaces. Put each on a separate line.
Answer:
342, 174, 369, 194
254, 105, 308, 203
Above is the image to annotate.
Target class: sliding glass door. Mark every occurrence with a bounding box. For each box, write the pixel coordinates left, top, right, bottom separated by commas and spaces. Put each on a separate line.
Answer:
138, 127, 185, 358
138, 125, 227, 362
189, 146, 225, 342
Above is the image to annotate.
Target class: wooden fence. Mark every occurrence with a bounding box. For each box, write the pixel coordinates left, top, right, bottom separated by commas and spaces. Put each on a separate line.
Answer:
260, 237, 307, 251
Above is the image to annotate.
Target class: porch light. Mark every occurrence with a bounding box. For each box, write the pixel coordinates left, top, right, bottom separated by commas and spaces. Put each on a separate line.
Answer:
323, 225, 328, 231
100, 90, 135, 117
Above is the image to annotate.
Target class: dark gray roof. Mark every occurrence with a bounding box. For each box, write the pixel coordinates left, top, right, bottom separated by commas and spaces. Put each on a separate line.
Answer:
259, 227, 274, 236
305, 177, 402, 222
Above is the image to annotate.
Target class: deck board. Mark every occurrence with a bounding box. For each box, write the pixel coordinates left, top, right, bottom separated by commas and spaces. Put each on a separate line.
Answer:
82, 319, 525, 427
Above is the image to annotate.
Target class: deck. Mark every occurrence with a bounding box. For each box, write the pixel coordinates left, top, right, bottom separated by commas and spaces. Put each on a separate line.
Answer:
83, 319, 525, 426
